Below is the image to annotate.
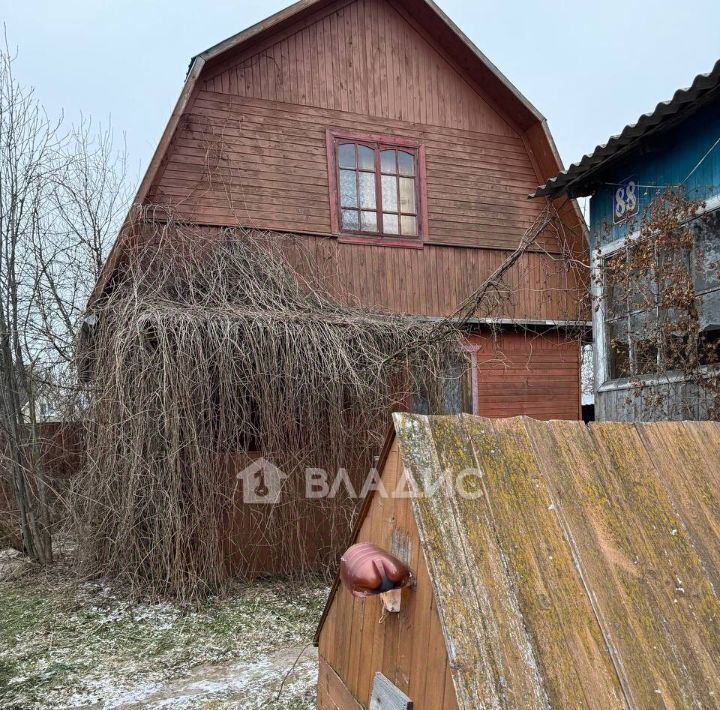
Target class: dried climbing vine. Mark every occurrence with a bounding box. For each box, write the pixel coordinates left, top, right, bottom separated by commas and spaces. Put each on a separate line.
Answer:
597, 187, 720, 418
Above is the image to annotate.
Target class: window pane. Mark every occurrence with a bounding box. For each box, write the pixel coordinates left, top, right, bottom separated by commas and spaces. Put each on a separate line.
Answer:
381, 175, 398, 212
628, 266, 655, 312
381, 149, 397, 173
692, 210, 720, 292
361, 210, 378, 232
339, 169, 357, 207
698, 289, 720, 332
337, 143, 355, 168
663, 331, 689, 370
383, 213, 399, 234
699, 329, 720, 367
342, 209, 359, 231
631, 311, 658, 375
607, 319, 630, 379
400, 214, 417, 236
659, 243, 691, 293
603, 253, 625, 319
635, 339, 658, 375
398, 150, 415, 176
399, 177, 416, 213
358, 145, 375, 171
358, 172, 376, 209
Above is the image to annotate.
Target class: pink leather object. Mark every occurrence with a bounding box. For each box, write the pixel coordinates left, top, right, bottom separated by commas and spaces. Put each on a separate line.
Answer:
339, 543, 413, 597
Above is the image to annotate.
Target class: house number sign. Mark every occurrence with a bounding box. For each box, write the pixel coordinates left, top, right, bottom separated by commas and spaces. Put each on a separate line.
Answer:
613, 177, 639, 223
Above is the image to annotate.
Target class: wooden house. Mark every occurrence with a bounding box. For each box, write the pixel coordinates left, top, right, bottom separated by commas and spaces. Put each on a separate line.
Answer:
315, 412, 720, 708
534, 60, 720, 421
92, 0, 588, 420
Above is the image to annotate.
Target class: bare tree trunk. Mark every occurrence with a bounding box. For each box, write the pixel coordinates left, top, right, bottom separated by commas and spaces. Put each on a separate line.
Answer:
0, 318, 52, 561
0, 37, 59, 562
0, 34, 129, 561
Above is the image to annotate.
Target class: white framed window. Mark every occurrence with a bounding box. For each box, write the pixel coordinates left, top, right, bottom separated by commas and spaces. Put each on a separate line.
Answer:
593, 194, 720, 389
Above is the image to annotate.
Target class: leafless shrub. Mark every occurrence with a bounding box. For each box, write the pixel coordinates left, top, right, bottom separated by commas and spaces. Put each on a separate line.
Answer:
73, 207, 466, 601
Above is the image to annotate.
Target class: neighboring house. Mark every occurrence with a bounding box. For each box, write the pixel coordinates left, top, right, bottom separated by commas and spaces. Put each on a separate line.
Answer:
21, 399, 61, 424
14, 367, 64, 423
315, 412, 720, 708
21, 389, 64, 424
534, 60, 720, 421
92, 0, 587, 420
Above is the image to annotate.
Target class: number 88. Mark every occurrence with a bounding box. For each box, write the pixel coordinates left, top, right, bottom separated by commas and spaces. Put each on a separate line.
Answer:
615, 181, 637, 219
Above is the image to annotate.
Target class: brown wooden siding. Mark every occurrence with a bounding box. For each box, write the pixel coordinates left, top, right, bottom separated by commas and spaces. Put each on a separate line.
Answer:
137, 224, 584, 322
149, 0, 562, 253
152, 93, 552, 251
286, 234, 584, 320
317, 439, 459, 709
317, 657, 363, 709
202, 0, 515, 135
130, 0, 586, 428
0, 423, 84, 482
470, 331, 581, 420
223, 452, 337, 577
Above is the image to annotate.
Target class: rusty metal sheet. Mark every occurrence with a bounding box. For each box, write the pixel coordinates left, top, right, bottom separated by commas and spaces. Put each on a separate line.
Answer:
393, 413, 720, 709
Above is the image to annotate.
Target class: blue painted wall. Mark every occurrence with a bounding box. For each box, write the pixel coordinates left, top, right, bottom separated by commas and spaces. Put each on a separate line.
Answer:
589, 99, 720, 247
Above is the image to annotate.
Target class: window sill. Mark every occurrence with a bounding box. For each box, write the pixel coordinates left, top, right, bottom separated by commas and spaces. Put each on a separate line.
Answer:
337, 233, 424, 249
598, 367, 720, 392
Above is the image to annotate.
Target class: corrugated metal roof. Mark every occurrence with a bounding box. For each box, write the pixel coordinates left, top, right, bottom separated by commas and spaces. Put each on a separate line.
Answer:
533, 59, 720, 198
393, 413, 720, 708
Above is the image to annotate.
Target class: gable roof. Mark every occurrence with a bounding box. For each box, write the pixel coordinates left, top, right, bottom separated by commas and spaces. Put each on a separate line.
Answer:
90, 0, 579, 305
533, 58, 720, 199
317, 413, 720, 707
191, 0, 545, 124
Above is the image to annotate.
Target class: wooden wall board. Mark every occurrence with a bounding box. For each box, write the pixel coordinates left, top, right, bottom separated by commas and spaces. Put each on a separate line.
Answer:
320, 414, 720, 709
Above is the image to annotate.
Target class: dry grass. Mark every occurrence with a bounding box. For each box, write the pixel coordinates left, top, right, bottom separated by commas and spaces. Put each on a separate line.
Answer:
0, 513, 22, 551
0, 550, 327, 709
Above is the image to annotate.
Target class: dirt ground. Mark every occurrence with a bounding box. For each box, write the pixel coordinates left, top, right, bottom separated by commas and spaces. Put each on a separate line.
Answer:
0, 549, 327, 709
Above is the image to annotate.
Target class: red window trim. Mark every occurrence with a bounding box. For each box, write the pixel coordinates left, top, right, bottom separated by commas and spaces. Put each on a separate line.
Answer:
326, 128, 428, 249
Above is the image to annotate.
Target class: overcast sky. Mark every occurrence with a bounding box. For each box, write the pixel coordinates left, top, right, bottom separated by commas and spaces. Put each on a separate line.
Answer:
3, 0, 720, 192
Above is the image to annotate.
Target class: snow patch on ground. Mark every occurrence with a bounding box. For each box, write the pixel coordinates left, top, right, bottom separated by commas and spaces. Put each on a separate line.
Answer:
92, 645, 319, 709
0, 548, 29, 582
0, 554, 327, 709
